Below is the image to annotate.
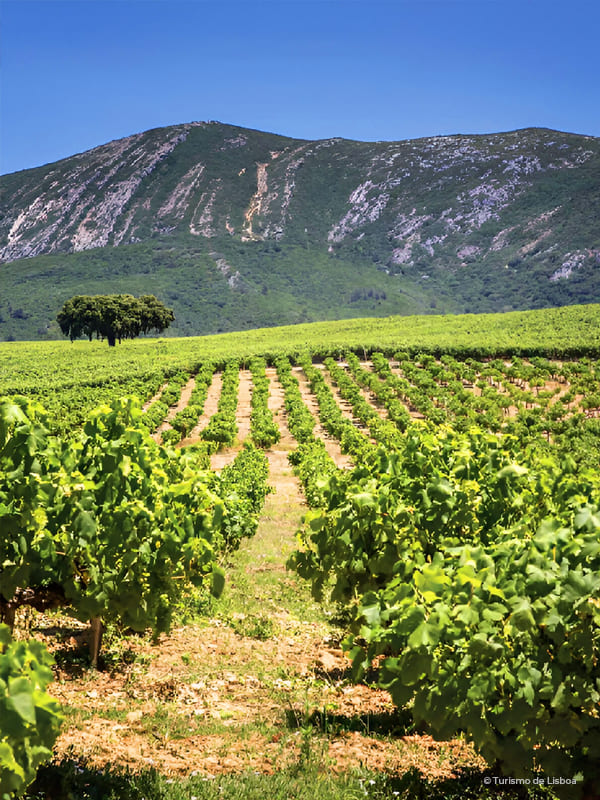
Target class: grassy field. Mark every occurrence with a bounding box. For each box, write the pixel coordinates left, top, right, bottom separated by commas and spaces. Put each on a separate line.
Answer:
3, 303, 600, 391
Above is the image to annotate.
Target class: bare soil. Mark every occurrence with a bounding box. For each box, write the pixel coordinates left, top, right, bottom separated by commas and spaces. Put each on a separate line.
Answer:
142, 382, 168, 412
211, 369, 253, 471
45, 617, 482, 779
294, 367, 352, 468
180, 371, 223, 446
153, 376, 197, 442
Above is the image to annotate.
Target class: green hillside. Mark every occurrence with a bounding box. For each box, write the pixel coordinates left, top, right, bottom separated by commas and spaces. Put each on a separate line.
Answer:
1, 122, 599, 341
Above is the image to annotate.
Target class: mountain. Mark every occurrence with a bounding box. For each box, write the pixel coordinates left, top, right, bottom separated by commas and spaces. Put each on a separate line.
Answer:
1, 121, 599, 340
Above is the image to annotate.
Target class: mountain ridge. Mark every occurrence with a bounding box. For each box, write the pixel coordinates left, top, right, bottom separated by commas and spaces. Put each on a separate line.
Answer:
1, 121, 599, 341
3, 122, 593, 177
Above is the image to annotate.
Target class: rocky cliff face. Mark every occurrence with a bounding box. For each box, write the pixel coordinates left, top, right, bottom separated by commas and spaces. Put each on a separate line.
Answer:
2, 122, 598, 271
1, 122, 599, 339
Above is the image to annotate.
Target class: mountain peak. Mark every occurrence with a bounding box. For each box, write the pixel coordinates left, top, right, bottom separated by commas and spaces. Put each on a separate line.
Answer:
1, 122, 598, 340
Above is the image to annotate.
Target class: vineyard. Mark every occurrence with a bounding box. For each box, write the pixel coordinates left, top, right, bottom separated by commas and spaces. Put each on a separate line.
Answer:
2, 305, 600, 799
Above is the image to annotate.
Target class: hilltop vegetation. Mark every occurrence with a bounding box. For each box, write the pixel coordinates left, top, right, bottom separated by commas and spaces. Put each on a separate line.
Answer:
0, 122, 599, 341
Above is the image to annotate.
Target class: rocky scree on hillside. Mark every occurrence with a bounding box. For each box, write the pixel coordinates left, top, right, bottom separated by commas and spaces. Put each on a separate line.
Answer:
1, 123, 598, 275
0, 122, 599, 339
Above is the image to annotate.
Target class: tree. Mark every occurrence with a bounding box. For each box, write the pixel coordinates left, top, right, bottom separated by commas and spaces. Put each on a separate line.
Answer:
57, 294, 174, 346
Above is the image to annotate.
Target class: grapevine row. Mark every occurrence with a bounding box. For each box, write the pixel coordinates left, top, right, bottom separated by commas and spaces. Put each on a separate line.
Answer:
297, 355, 376, 464
0, 386, 272, 795
249, 357, 280, 448
161, 363, 216, 445
323, 357, 404, 448
287, 376, 600, 792
140, 370, 190, 432
201, 361, 239, 446
274, 357, 338, 507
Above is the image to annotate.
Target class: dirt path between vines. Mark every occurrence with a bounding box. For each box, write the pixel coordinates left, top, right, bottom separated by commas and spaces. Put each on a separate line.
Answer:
180, 371, 223, 446
264, 367, 300, 487
153, 376, 197, 442
142, 382, 168, 412
294, 367, 352, 469
211, 369, 253, 471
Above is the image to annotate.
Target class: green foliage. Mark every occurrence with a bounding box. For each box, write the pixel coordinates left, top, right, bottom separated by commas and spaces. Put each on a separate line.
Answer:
170, 363, 215, 438
3, 324, 600, 794
3, 125, 600, 342
201, 361, 239, 445
249, 357, 280, 448
0, 396, 226, 637
363, 515, 600, 788
0, 625, 63, 799
57, 294, 174, 346
210, 443, 271, 551
288, 439, 338, 508
139, 371, 190, 434
275, 356, 316, 443
4, 304, 600, 438
26, 758, 532, 800
298, 355, 376, 463
344, 352, 412, 431
324, 357, 403, 448
289, 423, 600, 791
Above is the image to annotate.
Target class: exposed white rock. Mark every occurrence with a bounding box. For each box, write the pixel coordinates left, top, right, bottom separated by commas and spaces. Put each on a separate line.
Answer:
262, 144, 310, 238
526, 207, 561, 231
457, 244, 481, 259
391, 231, 422, 265
391, 211, 432, 241
1, 124, 597, 272
455, 180, 520, 228
157, 163, 205, 220
190, 182, 221, 237
1, 128, 194, 259
208, 252, 243, 289
549, 251, 586, 281
220, 135, 247, 150
2, 136, 144, 260
502, 155, 543, 175
327, 180, 390, 242
489, 227, 517, 251
242, 162, 270, 241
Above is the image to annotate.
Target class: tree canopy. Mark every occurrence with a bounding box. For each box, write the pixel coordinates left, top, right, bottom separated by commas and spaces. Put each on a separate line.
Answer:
57, 294, 174, 346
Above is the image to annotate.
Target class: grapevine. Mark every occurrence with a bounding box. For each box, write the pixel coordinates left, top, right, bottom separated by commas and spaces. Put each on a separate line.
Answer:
0, 396, 258, 666
0, 625, 63, 799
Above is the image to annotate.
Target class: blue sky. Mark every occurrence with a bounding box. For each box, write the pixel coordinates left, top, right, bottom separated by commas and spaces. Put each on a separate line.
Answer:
1, 0, 599, 175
